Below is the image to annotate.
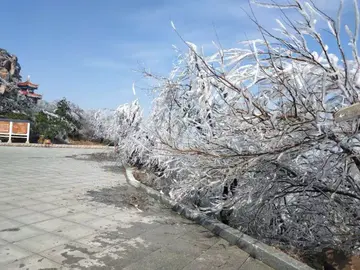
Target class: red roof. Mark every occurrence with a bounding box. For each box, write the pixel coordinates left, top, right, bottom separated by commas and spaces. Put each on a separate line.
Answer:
19, 90, 42, 99
26, 92, 42, 99
17, 80, 39, 88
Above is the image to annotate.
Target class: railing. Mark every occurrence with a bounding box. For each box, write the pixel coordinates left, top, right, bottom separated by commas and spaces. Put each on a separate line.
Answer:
0, 119, 30, 143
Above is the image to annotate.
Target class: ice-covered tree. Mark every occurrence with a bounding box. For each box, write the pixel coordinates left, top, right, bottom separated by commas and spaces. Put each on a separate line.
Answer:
118, 0, 360, 258
89, 100, 143, 147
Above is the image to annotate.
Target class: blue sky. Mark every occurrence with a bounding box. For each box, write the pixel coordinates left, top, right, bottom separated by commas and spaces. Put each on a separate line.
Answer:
0, 0, 357, 112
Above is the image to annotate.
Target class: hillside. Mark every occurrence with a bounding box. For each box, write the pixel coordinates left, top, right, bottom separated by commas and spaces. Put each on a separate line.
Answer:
0, 48, 100, 143
0, 48, 22, 89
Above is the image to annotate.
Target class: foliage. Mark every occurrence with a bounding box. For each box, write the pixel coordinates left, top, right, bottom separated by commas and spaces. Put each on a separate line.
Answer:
35, 98, 94, 141
0, 90, 35, 116
54, 98, 83, 138
0, 51, 113, 144
33, 111, 70, 141
55, 98, 81, 129
54, 98, 71, 119
0, 112, 31, 120
89, 100, 142, 146
0, 94, 94, 142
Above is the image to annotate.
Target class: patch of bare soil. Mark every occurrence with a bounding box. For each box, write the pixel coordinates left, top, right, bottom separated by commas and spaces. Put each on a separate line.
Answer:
102, 165, 123, 174
87, 185, 154, 211
65, 152, 117, 162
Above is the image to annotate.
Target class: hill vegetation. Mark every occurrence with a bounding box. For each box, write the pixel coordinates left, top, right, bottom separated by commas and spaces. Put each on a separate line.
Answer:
0, 49, 104, 143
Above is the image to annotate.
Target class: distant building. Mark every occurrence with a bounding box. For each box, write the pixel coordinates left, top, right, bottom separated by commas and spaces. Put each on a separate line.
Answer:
17, 76, 42, 103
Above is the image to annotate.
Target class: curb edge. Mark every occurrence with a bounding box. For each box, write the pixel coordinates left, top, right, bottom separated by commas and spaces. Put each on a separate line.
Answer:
0, 143, 113, 149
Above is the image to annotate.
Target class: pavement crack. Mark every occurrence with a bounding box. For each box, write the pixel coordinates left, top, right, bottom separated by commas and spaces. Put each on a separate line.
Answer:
0, 227, 20, 232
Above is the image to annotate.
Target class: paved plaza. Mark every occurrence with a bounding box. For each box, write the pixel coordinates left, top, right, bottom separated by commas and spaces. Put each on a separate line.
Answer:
0, 147, 273, 269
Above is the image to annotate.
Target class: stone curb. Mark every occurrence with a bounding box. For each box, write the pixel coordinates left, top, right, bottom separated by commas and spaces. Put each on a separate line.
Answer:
0, 143, 113, 149
124, 166, 314, 270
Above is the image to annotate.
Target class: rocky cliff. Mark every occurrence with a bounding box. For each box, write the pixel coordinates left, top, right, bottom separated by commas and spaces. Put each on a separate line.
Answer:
0, 48, 22, 94
0, 49, 35, 114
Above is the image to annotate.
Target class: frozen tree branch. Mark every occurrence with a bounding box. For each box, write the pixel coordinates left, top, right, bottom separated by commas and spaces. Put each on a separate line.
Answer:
97, 0, 360, 261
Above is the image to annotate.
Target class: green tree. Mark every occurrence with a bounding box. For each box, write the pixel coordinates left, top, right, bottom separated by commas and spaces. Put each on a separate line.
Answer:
34, 111, 70, 141
55, 98, 71, 119
54, 98, 82, 139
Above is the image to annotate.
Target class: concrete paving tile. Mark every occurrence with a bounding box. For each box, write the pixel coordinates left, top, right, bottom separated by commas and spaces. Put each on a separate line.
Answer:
138, 223, 188, 241
87, 206, 119, 217
26, 202, 59, 212
105, 211, 141, 222
133, 229, 184, 249
86, 218, 120, 231
9, 199, 41, 207
0, 244, 33, 266
0, 225, 45, 242
183, 239, 249, 270
240, 257, 273, 270
57, 194, 81, 200
43, 207, 78, 217
0, 193, 10, 199
49, 184, 71, 190
9, 189, 33, 195
32, 218, 76, 232
183, 260, 241, 270
156, 223, 189, 235
0, 203, 17, 211
40, 241, 101, 265
116, 222, 161, 239
179, 226, 222, 246
165, 237, 212, 256
0, 195, 24, 202
36, 195, 60, 203
123, 247, 195, 270
14, 233, 70, 253
25, 193, 50, 199
0, 207, 36, 218
43, 190, 67, 196
62, 212, 99, 223
3, 254, 61, 270
54, 224, 96, 240
67, 204, 95, 212
86, 240, 158, 269
182, 262, 221, 270
51, 199, 83, 207
0, 219, 24, 231
76, 232, 127, 250
0, 238, 8, 246
13, 212, 54, 225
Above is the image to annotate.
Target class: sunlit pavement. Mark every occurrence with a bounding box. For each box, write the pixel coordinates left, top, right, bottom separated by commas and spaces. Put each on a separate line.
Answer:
0, 147, 272, 269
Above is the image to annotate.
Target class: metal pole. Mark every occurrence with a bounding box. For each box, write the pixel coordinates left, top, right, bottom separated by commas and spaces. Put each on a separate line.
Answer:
26, 122, 30, 143
8, 121, 13, 143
